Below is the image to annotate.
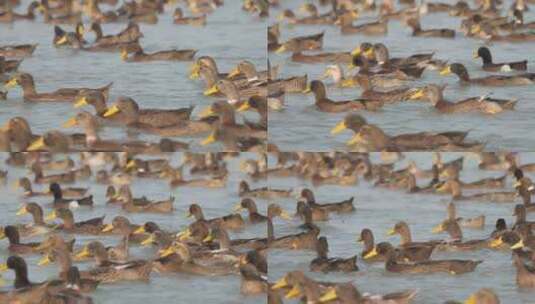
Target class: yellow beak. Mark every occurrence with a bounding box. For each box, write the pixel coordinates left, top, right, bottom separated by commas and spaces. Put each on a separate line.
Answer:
4, 78, 18, 89
74, 97, 88, 108
275, 45, 286, 54
511, 239, 524, 250
351, 47, 361, 57
233, 203, 244, 212
158, 246, 175, 258
0, 263, 8, 272
101, 224, 114, 233
37, 254, 52, 266
302, 83, 311, 93
63, 117, 77, 128
330, 120, 347, 135
133, 226, 145, 234
120, 49, 128, 61
464, 293, 477, 304
489, 237, 503, 248
203, 85, 220, 96
432, 224, 444, 233
279, 210, 292, 220
472, 50, 479, 59
319, 287, 338, 303
409, 89, 424, 100
55, 35, 68, 45
439, 66, 452, 76
340, 78, 356, 88
126, 160, 136, 170
227, 67, 241, 78
236, 101, 250, 112
141, 234, 155, 246
27, 137, 46, 151
198, 106, 215, 118
203, 233, 214, 243
176, 229, 191, 241
347, 132, 364, 146
16, 206, 28, 216
285, 285, 301, 299
45, 211, 57, 221
272, 277, 288, 290
74, 246, 90, 259
189, 63, 200, 79
387, 228, 396, 236
201, 132, 216, 146
103, 105, 120, 117
363, 247, 378, 259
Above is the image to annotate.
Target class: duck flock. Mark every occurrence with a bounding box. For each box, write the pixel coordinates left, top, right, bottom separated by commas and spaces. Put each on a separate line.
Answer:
2, 0, 535, 303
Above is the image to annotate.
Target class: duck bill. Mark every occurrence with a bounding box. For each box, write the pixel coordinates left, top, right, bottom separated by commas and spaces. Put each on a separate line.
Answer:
201, 132, 216, 146
227, 67, 240, 78
489, 237, 503, 248
176, 229, 191, 241
347, 133, 364, 146
202, 233, 214, 243
285, 285, 301, 299
55, 35, 68, 46
4, 78, 18, 89
133, 226, 145, 234
37, 254, 51, 266
73, 97, 88, 108
275, 45, 286, 54
510, 239, 524, 250
386, 228, 396, 236
330, 120, 347, 135
439, 66, 452, 76
363, 247, 378, 259
45, 211, 57, 221
101, 224, 114, 233
103, 105, 120, 118
74, 247, 90, 259
472, 50, 479, 59
62, 117, 77, 128
409, 89, 424, 100
198, 106, 215, 118
350, 47, 361, 57
271, 277, 288, 290
233, 203, 244, 212
158, 246, 175, 258
120, 49, 128, 61
464, 294, 477, 304
340, 78, 355, 88
189, 64, 200, 79
279, 210, 292, 220
203, 85, 219, 96
364, 48, 374, 59
319, 288, 338, 303
432, 224, 444, 233
302, 83, 311, 93
27, 137, 45, 151
16, 206, 28, 216
126, 160, 136, 170
236, 101, 250, 112
0, 263, 7, 272
141, 234, 155, 246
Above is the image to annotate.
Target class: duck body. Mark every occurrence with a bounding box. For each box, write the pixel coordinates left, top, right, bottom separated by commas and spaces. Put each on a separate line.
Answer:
123, 49, 197, 62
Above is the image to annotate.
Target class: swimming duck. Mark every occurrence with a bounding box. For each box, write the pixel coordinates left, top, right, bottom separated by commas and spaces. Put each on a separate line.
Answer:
432, 220, 490, 251
296, 200, 329, 222
436, 179, 517, 202
46, 208, 104, 234
513, 204, 535, 230
474, 47, 527, 72
52, 23, 85, 48
75, 241, 152, 283
187, 203, 244, 230
31, 162, 75, 184
239, 180, 290, 199
318, 283, 418, 304
84, 0, 119, 23
375, 242, 482, 274
100, 96, 194, 127
388, 221, 441, 248
308, 80, 384, 113
49, 182, 93, 209
277, 8, 334, 25
14, 203, 54, 236
406, 17, 455, 38
409, 84, 517, 114
0, 44, 37, 58
120, 187, 174, 214
1, 225, 44, 254
0, 56, 22, 73
300, 188, 355, 213
173, 8, 206, 26
274, 31, 324, 53
4, 72, 112, 102
444, 202, 485, 229
121, 45, 197, 62
239, 262, 267, 295
513, 252, 535, 287
14, 177, 86, 197
234, 198, 268, 224
310, 236, 358, 273
160, 165, 227, 188
335, 12, 388, 35
267, 216, 319, 250
440, 63, 535, 86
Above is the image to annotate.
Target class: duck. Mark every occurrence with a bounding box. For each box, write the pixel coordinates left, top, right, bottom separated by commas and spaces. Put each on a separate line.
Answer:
48, 182, 93, 209
354, 74, 416, 103
375, 242, 482, 274
239, 180, 291, 199
274, 31, 324, 53
432, 220, 490, 251
474, 46, 527, 72
296, 200, 329, 222
15, 177, 87, 197
52, 23, 85, 48
30, 162, 75, 184
46, 208, 104, 234
120, 187, 174, 214
187, 203, 244, 230
14, 203, 54, 236
299, 188, 355, 213
318, 283, 418, 304
388, 221, 441, 248
87, 21, 143, 46
0, 56, 22, 73
448, 288, 500, 304
0, 44, 37, 58
406, 17, 455, 38
160, 165, 227, 188
330, 113, 472, 150
436, 179, 517, 202
121, 45, 197, 62
513, 252, 535, 287
234, 198, 268, 224
513, 204, 535, 230
310, 236, 358, 273
445, 202, 485, 229
239, 262, 268, 295
307, 80, 384, 113
1, 225, 44, 254
267, 216, 319, 250
440, 63, 535, 86
75, 241, 152, 283
100, 96, 194, 127
335, 13, 388, 36
4, 73, 112, 102
409, 84, 517, 114
173, 8, 206, 26
277, 8, 334, 25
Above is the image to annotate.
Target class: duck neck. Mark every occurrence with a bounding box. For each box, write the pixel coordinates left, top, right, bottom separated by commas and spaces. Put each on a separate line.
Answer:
93, 24, 103, 40
32, 208, 45, 225
20, 78, 37, 96
516, 209, 526, 224
93, 98, 108, 115
57, 250, 73, 274
62, 215, 75, 229
521, 190, 531, 205
14, 263, 31, 289
267, 218, 274, 243
247, 204, 258, 215
399, 229, 412, 246
7, 230, 20, 245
